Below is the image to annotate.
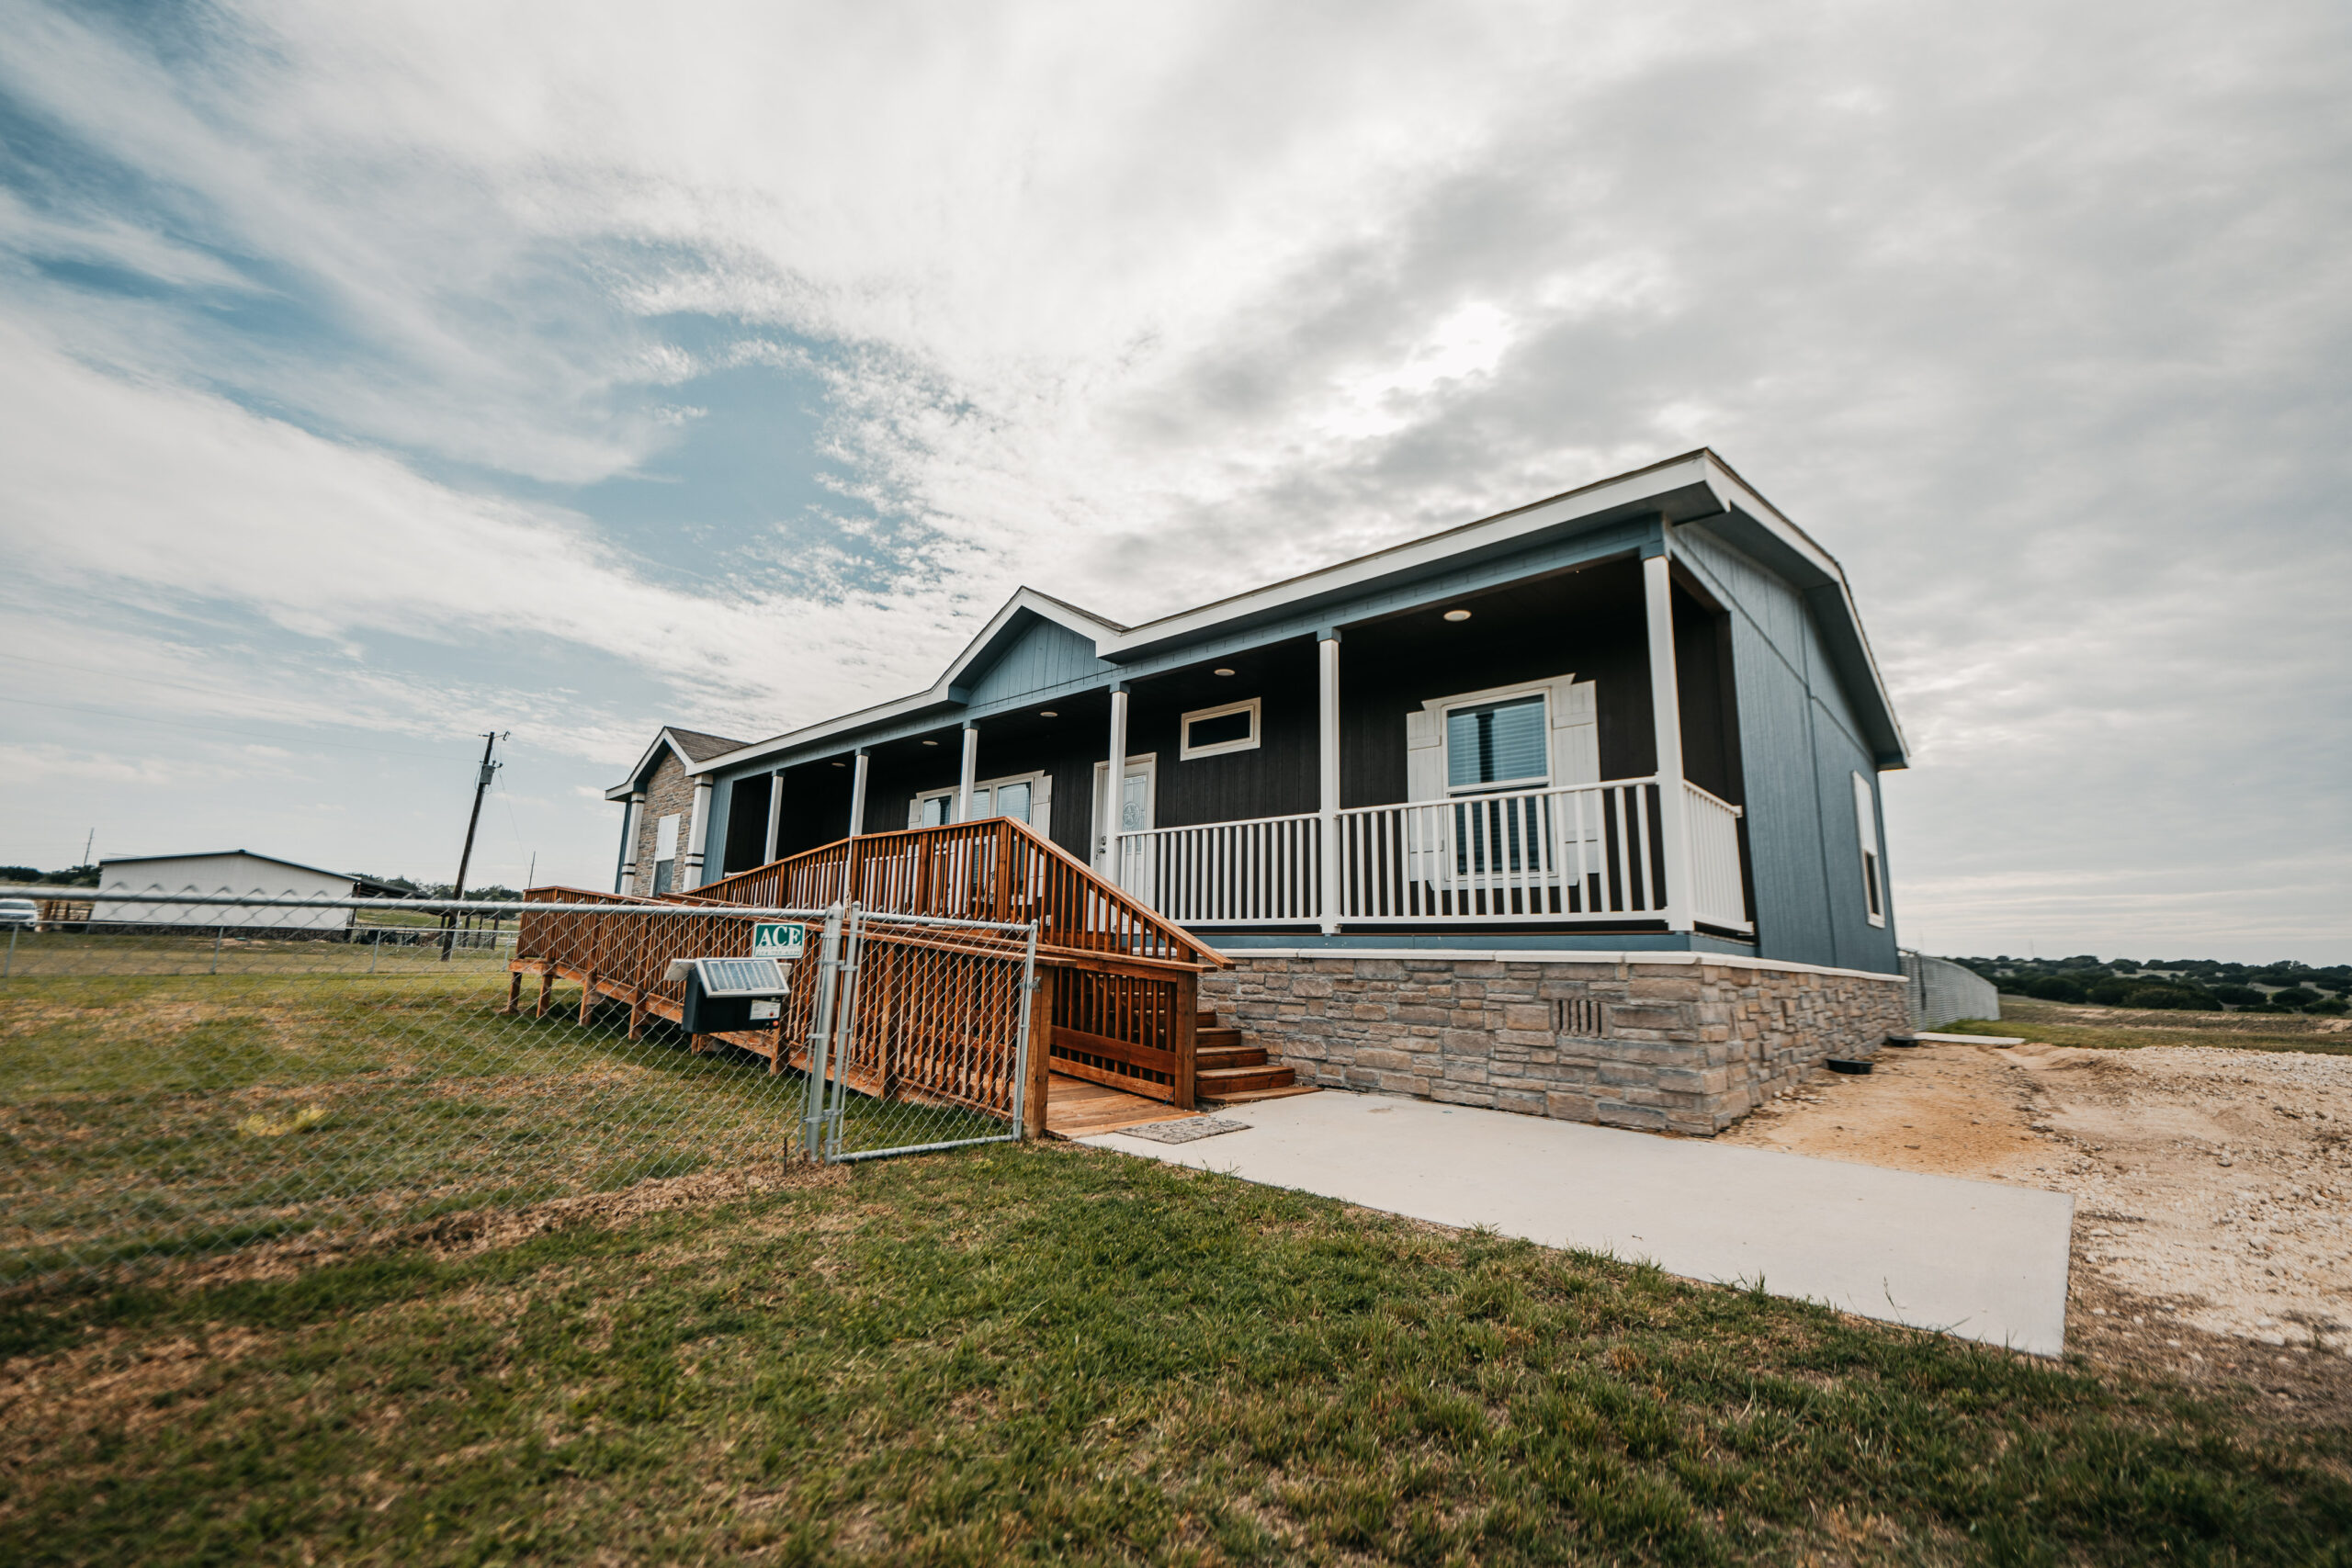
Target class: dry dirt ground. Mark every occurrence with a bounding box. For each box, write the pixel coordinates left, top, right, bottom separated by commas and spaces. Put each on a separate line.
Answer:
1719, 1036, 2352, 1423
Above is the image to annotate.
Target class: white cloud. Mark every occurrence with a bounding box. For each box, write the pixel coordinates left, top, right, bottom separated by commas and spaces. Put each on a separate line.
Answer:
0, 0, 2346, 953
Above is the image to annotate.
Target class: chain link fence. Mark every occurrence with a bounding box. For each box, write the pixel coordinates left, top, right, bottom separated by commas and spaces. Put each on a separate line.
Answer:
1, 887, 1037, 1289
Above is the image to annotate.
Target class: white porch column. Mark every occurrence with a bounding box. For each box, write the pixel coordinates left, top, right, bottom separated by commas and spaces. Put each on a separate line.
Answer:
1099, 686, 1128, 876
681, 776, 714, 890
956, 723, 979, 822
763, 771, 786, 863
847, 750, 869, 839
616, 791, 645, 894
1317, 632, 1341, 934
1642, 544, 1693, 931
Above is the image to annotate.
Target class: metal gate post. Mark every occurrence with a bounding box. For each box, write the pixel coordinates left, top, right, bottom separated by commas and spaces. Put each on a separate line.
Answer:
821, 905, 869, 1162
1010, 921, 1042, 1140
801, 903, 847, 1161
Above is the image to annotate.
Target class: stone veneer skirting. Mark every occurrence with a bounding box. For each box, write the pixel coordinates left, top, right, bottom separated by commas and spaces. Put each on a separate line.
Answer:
1200, 951, 1910, 1135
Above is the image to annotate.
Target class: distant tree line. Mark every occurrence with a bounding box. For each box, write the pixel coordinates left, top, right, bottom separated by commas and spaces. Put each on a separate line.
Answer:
1943, 953, 2351, 1015
0, 864, 100, 887
356, 876, 528, 903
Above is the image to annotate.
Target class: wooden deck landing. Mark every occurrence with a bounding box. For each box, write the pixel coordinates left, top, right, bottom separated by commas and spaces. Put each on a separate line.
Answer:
1044, 1074, 1199, 1139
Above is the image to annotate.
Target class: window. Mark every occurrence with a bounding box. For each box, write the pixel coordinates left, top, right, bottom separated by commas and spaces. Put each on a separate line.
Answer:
1852, 772, 1885, 927
1179, 697, 1260, 760
1444, 694, 1548, 793
650, 812, 680, 895
909, 773, 1051, 831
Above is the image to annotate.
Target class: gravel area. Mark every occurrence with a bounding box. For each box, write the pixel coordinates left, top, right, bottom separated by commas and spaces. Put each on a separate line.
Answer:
1719, 1037, 2352, 1421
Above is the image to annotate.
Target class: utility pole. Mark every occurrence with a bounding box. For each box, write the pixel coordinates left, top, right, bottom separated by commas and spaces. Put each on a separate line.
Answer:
80, 829, 94, 871
442, 730, 507, 961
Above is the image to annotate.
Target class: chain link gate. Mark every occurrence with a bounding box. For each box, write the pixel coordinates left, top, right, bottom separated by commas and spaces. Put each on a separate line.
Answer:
808, 908, 1042, 1163
1, 887, 1040, 1290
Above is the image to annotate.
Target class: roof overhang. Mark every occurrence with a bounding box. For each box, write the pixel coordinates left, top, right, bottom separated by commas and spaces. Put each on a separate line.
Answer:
604, 727, 747, 799
684, 589, 1125, 778
651, 448, 1907, 781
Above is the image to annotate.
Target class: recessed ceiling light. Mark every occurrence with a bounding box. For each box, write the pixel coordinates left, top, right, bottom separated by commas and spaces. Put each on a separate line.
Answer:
1214, 667, 1237, 676
1039, 709, 1057, 717
1443, 609, 1472, 622
922, 739, 939, 746
832, 761, 846, 767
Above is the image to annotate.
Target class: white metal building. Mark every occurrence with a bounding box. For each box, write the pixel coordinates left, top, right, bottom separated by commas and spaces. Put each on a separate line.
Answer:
97, 852, 409, 930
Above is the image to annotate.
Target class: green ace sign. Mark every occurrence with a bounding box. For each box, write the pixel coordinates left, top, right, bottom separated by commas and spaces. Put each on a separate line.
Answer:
752, 921, 807, 960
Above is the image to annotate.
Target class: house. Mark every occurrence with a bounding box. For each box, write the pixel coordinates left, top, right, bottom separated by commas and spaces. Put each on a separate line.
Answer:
98, 851, 410, 930
605, 449, 1913, 1134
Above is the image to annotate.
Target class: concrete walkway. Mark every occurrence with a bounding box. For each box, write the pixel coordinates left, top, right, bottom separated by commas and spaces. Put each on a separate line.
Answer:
1082, 1090, 2074, 1356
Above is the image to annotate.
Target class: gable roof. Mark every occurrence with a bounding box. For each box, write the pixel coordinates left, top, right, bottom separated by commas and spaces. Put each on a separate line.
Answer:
98, 850, 410, 897
604, 725, 751, 799
679, 449, 1906, 777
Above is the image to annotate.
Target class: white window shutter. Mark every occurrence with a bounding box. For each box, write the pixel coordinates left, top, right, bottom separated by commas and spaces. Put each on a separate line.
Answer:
1405, 706, 1444, 802
1549, 679, 1599, 785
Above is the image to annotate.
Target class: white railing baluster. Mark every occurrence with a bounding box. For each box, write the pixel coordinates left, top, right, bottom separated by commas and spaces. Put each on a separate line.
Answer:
1109, 778, 1751, 932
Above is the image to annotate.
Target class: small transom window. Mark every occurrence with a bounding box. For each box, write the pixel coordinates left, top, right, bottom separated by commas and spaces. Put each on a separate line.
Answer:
1180, 697, 1260, 760
1445, 694, 1547, 792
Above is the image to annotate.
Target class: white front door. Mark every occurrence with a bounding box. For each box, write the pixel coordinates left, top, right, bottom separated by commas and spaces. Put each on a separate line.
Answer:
1093, 754, 1157, 885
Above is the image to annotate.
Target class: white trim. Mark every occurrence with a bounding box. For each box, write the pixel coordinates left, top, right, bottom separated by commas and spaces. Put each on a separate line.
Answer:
1644, 550, 1692, 931
1221, 948, 1906, 984
764, 773, 786, 863
1178, 696, 1261, 760
1317, 636, 1341, 937
1853, 771, 1886, 928
847, 751, 869, 839
956, 724, 979, 822
681, 777, 713, 888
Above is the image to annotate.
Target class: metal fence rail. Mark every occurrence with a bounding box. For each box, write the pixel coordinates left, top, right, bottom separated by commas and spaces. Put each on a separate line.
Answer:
2, 890, 1039, 1289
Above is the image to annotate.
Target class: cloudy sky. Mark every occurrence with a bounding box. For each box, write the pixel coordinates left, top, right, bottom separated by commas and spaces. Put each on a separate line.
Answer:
1, 0, 2344, 960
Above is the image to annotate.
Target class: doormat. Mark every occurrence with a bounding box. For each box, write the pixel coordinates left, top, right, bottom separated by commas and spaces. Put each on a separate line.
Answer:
1121, 1117, 1250, 1144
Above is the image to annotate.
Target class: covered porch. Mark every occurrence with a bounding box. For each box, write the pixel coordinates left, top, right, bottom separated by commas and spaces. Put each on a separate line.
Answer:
706, 543, 1756, 946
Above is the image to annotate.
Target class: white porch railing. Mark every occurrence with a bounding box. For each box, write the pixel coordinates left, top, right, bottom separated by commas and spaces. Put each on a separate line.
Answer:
1114, 811, 1320, 926
1113, 777, 1752, 932
1682, 782, 1749, 931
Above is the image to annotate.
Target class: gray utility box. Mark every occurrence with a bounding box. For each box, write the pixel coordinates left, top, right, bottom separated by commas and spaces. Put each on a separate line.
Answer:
665, 955, 791, 1034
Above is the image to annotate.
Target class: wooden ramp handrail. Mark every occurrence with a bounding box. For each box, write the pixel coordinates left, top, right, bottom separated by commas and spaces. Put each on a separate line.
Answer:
527, 817, 1224, 1112
695, 817, 1227, 974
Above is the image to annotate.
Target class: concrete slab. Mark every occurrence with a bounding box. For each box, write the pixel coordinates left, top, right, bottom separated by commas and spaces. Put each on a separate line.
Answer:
1081, 1089, 2073, 1356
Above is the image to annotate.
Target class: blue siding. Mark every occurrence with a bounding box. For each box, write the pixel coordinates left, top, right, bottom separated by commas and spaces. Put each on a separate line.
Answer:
966, 617, 1112, 709
1678, 525, 1899, 974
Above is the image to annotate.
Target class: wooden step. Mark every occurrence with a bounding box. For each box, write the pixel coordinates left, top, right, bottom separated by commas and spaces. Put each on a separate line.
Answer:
1199, 1082, 1319, 1106
1196, 1010, 1221, 1029
1197, 1026, 1245, 1049
1196, 1062, 1297, 1097
1197, 1043, 1267, 1070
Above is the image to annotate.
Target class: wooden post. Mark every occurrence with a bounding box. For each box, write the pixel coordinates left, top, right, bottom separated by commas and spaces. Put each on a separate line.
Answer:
579, 974, 596, 1026
993, 821, 1015, 922
1171, 971, 1198, 1111
1023, 966, 1055, 1138
503, 969, 522, 1015
535, 967, 553, 1018
628, 988, 645, 1041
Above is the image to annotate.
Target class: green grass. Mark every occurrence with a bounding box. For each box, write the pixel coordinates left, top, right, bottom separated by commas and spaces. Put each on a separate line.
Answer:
1939, 996, 2352, 1057
2, 972, 994, 1281
3, 1145, 2347, 1565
